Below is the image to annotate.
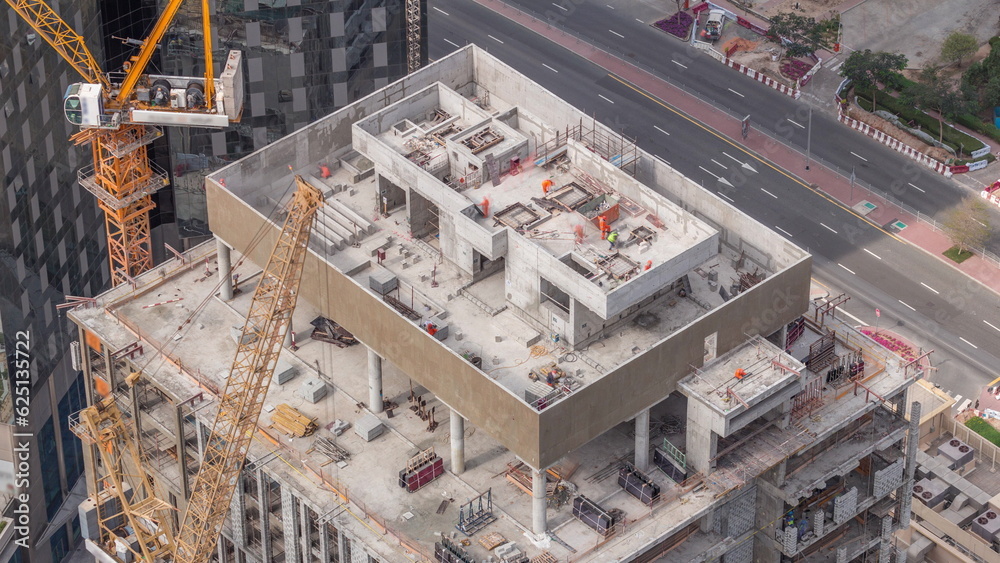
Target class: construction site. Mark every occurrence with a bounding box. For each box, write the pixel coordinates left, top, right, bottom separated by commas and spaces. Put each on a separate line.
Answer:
67, 45, 925, 563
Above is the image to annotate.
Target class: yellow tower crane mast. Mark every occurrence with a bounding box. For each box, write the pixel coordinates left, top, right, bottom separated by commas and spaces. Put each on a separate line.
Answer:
4, 0, 242, 287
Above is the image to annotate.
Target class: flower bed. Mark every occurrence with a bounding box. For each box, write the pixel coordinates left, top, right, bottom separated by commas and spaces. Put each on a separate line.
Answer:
779, 59, 813, 81
860, 328, 917, 362
654, 12, 694, 40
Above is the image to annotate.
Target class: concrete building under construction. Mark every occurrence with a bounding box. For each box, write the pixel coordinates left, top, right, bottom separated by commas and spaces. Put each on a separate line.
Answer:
68, 45, 924, 562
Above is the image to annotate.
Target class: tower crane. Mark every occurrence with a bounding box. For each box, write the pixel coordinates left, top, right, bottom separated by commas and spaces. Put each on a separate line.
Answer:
4, 0, 243, 287
72, 176, 323, 563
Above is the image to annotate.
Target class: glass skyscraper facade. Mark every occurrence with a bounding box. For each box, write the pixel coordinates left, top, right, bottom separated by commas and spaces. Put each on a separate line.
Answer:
0, 0, 424, 560
163, 0, 427, 241
0, 1, 107, 561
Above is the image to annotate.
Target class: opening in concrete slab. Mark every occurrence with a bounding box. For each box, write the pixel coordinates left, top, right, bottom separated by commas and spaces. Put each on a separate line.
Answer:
407, 188, 438, 239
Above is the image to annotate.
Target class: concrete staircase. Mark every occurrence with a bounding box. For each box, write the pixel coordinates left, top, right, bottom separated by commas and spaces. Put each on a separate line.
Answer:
309, 195, 378, 256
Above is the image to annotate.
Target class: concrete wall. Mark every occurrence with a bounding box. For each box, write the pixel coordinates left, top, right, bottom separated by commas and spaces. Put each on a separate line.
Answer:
206, 180, 543, 466
215, 49, 475, 211
537, 256, 811, 468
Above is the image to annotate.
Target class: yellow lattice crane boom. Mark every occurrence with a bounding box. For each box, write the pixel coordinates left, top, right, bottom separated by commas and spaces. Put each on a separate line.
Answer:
174, 176, 322, 562
4, 0, 242, 286
70, 395, 176, 562
71, 176, 321, 563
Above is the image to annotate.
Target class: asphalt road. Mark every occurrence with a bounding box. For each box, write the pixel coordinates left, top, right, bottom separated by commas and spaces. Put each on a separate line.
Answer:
489, 0, 1000, 237
428, 0, 1000, 401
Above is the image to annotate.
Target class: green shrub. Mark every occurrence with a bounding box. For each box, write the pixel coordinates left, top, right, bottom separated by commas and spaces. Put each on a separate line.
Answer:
965, 416, 1000, 447
951, 154, 997, 166
854, 86, 986, 154
955, 113, 1000, 144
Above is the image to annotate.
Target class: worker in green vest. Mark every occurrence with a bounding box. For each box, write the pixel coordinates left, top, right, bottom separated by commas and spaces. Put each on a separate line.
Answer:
607, 230, 619, 250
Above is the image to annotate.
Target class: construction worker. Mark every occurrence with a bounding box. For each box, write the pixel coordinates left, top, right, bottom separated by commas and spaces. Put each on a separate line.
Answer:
598, 215, 610, 239
573, 224, 585, 245
541, 179, 553, 194
607, 230, 619, 250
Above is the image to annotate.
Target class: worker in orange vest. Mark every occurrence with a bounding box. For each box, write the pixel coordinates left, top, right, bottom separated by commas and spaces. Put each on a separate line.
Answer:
573, 224, 584, 245
598, 215, 610, 240
541, 179, 553, 194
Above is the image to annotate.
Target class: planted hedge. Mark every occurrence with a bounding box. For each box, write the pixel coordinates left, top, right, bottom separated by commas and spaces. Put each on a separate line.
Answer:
854, 85, 986, 156
965, 416, 1000, 448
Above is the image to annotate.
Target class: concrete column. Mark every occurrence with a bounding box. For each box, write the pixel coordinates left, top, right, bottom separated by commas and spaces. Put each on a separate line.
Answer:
368, 348, 384, 413
900, 402, 921, 528
218, 239, 233, 301
300, 501, 311, 562
175, 406, 189, 497
281, 486, 299, 563
228, 472, 247, 549
319, 518, 329, 563
450, 410, 465, 474
635, 408, 650, 472
778, 323, 788, 350
284, 327, 293, 348
532, 468, 547, 536
257, 470, 271, 561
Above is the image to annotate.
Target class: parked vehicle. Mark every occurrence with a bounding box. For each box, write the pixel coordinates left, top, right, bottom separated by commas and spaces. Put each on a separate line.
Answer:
701, 9, 725, 42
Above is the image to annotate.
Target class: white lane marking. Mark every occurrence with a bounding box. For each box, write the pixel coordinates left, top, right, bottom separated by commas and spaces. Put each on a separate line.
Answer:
598, 94, 615, 104
542, 63, 559, 73
671, 60, 688, 69
761, 188, 778, 199
654, 125, 670, 136
606, 4, 615, 8
552, 2, 568, 10
654, 154, 671, 165
722, 152, 742, 164
839, 307, 866, 325
775, 226, 793, 237
698, 165, 720, 180
898, 300, 916, 311
838, 263, 856, 275
851, 151, 869, 162
985, 320, 1000, 332
820, 223, 838, 234
864, 248, 882, 260
908, 182, 925, 193
718, 192, 735, 203
636, 18, 645, 23
609, 29, 625, 38
433, 6, 450, 15
443, 38, 461, 48
960, 337, 979, 349
787, 119, 805, 129
921, 282, 939, 294
711, 158, 728, 170
727, 88, 745, 98
488, 34, 504, 44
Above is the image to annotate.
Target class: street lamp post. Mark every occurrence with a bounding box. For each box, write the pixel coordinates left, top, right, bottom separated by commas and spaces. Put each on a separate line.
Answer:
805, 106, 812, 171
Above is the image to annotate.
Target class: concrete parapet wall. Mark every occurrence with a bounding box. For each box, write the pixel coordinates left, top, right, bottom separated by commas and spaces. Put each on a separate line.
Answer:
206, 179, 543, 465
538, 256, 811, 468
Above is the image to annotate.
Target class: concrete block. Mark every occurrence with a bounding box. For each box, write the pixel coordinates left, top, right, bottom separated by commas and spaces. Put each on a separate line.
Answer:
369, 268, 398, 294
329, 419, 350, 436
298, 377, 328, 403
354, 413, 384, 442
275, 359, 297, 384
230, 324, 258, 345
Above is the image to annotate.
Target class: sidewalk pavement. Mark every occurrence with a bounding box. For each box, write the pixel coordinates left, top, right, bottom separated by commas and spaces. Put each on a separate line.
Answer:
475, 0, 1000, 295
